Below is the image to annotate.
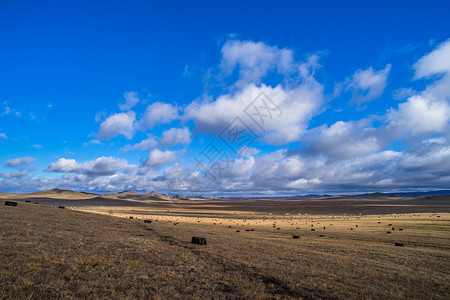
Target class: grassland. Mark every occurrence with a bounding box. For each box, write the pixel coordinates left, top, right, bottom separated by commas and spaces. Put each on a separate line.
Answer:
1, 193, 449, 299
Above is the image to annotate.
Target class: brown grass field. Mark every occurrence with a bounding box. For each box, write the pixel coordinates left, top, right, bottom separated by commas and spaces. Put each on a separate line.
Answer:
1, 191, 449, 299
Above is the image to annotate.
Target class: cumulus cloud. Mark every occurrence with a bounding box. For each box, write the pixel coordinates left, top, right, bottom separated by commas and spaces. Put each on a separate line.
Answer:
302, 120, 388, 160
344, 64, 391, 104
46, 156, 137, 176
220, 40, 294, 85
388, 40, 450, 137
0, 132, 6, 140
140, 102, 179, 130
160, 127, 191, 147
139, 149, 183, 173
119, 91, 139, 111
5, 156, 36, 167
1, 169, 29, 179
413, 39, 450, 79
186, 82, 323, 145
121, 136, 158, 152
121, 127, 191, 152
387, 95, 450, 135
96, 111, 136, 140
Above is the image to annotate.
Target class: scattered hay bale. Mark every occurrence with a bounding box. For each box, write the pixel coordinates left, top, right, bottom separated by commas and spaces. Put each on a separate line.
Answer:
236, 230, 240, 232
319, 235, 324, 237
144, 220, 152, 224
355, 225, 358, 227
395, 242, 404, 247
399, 228, 404, 231
392, 227, 395, 230
387, 231, 392, 234
277, 228, 281, 230
250, 229, 255, 231
388, 224, 392, 226
350, 228, 353, 230
378, 222, 381, 224
129, 216, 133, 219
245, 229, 250, 231
58, 206, 65, 209
293, 235, 300, 239
4, 201, 17, 206
191, 237, 207, 245
25, 200, 31, 203
311, 229, 315, 231
323, 227, 326, 230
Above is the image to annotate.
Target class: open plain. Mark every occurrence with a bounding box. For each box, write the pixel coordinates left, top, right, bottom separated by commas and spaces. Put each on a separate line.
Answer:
1, 190, 449, 299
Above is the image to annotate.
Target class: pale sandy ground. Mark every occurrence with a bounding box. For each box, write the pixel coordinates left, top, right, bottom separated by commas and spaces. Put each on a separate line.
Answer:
77, 206, 450, 244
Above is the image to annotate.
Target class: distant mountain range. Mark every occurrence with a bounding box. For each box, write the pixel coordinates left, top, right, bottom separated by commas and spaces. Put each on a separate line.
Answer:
1, 189, 450, 199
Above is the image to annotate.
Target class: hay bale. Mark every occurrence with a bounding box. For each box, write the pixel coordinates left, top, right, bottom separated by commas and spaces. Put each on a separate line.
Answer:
25, 200, 31, 203
236, 230, 240, 232
144, 220, 152, 224
191, 237, 207, 245
311, 228, 315, 231
293, 235, 300, 239
58, 206, 65, 209
387, 231, 392, 234
129, 216, 133, 219
395, 242, 404, 247
4, 201, 17, 206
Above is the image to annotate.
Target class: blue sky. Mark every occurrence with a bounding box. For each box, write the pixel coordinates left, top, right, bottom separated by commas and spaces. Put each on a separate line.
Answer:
0, 0, 449, 195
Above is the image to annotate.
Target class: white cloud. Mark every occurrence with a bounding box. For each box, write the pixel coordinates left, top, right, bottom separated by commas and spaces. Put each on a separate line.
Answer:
2, 101, 22, 117
140, 149, 182, 172
392, 88, 416, 100
121, 136, 158, 152
46, 156, 137, 176
140, 102, 179, 130
96, 111, 136, 140
5, 156, 36, 167
186, 81, 323, 145
387, 95, 450, 135
83, 140, 103, 147
220, 40, 294, 86
237, 147, 260, 157
121, 127, 191, 152
1, 169, 29, 179
388, 39, 450, 137
160, 127, 191, 147
304, 120, 388, 160
32, 144, 43, 150
344, 64, 391, 104
413, 39, 450, 79
0, 132, 6, 140
119, 91, 140, 111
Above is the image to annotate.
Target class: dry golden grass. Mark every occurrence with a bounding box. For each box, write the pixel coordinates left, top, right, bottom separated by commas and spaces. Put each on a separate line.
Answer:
1, 198, 449, 299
